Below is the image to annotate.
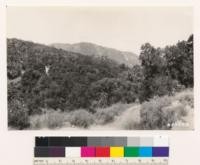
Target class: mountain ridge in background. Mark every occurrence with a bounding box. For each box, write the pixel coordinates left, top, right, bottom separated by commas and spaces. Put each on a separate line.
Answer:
51, 42, 139, 67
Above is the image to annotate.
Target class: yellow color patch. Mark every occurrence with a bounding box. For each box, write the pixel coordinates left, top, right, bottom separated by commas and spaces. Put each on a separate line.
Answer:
110, 147, 124, 157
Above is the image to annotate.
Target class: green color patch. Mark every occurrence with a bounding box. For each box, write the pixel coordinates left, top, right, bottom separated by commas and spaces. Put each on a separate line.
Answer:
124, 147, 139, 157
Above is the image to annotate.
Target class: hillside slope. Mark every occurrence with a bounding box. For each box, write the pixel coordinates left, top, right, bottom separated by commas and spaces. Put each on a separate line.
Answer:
51, 42, 139, 67
7, 38, 82, 80
8, 38, 138, 124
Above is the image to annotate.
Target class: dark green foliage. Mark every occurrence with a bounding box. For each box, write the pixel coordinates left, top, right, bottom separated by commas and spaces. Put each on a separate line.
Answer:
7, 38, 134, 116
139, 44, 164, 77
138, 35, 193, 101
7, 39, 23, 79
119, 65, 144, 102
8, 99, 30, 129
90, 78, 137, 108
8, 82, 21, 101
139, 43, 167, 101
164, 35, 193, 87
7, 35, 193, 129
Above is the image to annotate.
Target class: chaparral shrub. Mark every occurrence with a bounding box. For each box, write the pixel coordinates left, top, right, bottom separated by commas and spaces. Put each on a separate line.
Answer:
69, 109, 94, 128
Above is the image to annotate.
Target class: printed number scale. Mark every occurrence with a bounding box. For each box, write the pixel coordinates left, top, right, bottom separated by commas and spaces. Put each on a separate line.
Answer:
34, 158, 169, 165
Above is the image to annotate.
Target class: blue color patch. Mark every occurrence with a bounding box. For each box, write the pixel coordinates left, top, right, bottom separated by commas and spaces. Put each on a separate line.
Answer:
139, 147, 152, 157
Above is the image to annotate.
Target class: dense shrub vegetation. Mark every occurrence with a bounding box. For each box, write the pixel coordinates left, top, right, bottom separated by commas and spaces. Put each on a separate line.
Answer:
140, 89, 193, 130
69, 109, 95, 128
8, 99, 30, 129
94, 103, 132, 124
29, 109, 65, 129
7, 35, 193, 129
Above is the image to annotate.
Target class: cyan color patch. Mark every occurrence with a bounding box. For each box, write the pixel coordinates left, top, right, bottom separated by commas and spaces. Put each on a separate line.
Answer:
139, 147, 152, 157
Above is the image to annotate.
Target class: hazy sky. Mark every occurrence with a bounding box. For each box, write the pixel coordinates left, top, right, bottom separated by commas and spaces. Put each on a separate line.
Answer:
7, 6, 193, 54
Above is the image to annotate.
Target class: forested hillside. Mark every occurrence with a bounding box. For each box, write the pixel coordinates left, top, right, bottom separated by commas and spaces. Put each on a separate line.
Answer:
51, 42, 139, 67
7, 35, 193, 130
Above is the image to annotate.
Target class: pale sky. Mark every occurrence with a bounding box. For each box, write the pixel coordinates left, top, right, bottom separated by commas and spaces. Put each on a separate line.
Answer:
7, 6, 193, 54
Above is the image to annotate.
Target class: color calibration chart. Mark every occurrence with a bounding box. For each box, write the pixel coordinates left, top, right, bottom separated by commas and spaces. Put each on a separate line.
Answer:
34, 136, 169, 165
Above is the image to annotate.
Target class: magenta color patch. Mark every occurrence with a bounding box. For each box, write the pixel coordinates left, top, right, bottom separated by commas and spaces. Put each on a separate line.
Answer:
81, 147, 95, 157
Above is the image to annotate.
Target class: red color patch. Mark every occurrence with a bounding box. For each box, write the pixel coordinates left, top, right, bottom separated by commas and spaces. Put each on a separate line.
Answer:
95, 147, 110, 157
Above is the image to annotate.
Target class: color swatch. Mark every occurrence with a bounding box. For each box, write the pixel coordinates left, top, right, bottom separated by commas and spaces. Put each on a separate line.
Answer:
96, 147, 110, 157
139, 147, 152, 157
124, 147, 139, 157
81, 147, 95, 157
34, 137, 169, 158
110, 147, 124, 157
